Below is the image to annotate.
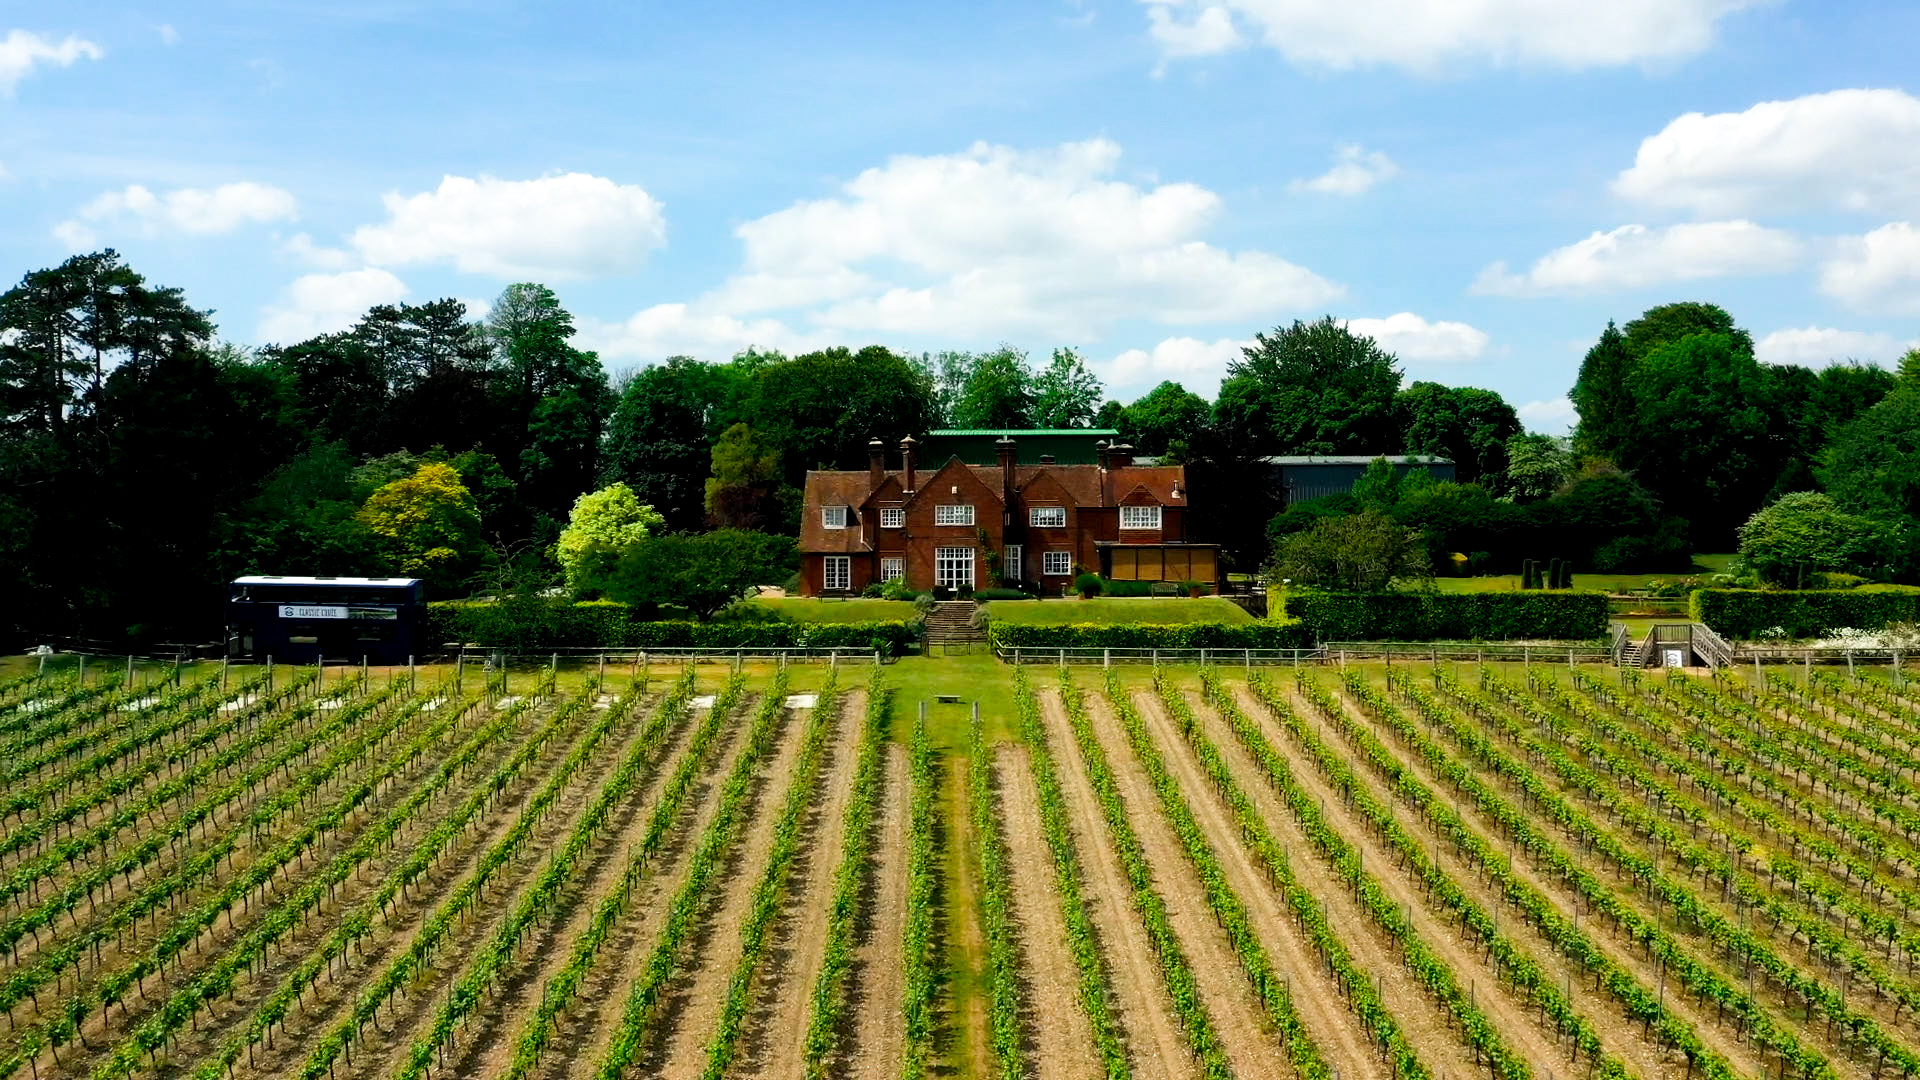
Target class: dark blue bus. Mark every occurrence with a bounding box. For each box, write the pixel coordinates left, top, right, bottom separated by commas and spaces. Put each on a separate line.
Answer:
228, 576, 426, 665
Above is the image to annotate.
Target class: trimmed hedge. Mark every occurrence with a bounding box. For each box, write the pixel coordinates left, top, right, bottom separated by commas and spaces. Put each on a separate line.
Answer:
1690, 587, 1920, 640
988, 620, 1314, 651
428, 600, 918, 655
1286, 590, 1609, 642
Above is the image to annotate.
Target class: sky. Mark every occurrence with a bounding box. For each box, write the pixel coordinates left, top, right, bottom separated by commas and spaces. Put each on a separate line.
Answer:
5, 1, 1920, 433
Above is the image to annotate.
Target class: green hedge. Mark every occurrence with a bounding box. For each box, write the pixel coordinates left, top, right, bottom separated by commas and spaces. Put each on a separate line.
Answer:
1286, 591, 1609, 642
988, 621, 1314, 651
428, 600, 919, 655
1689, 587, 1920, 639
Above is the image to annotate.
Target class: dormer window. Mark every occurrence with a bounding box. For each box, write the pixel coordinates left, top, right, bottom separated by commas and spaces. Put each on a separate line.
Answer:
822, 506, 853, 529
1120, 505, 1162, 530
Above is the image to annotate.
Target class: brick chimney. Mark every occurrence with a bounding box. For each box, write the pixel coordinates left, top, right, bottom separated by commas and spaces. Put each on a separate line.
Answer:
1095, 439, 1110, 470
900, 435, 918, 493
996, 436, 1016, 504
868, 437, 886, 490
1110, 442, 1134, 468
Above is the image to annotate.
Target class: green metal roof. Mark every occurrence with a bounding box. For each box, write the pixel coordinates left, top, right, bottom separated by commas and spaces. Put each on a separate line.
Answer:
924, 428, 1121, 437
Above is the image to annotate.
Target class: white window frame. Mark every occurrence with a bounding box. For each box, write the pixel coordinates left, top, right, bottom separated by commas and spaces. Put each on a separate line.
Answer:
935, 547, 976, 588
880, 507, 905, 529
934, 504, 975, 526
1029, 505, 1066, 528
822, 505, 851, 529
1120, 505, 1162, 530
881, 556, 904, 582
1042, 550, 1072, 577
1002, 545, 1022, 583
823, 556, 851, 591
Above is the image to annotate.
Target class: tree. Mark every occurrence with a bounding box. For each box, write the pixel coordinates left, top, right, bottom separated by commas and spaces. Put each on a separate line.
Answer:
520, 383, 610, 519
1393, 481, 1532, 573
606, 529, 797, 619
1396, 382, 1521, 482
1214, 316, 1402, 456
704, 423, 791, 531
747, 346, 937, 483
1499, 433, 1572, 502
555, 483, 665, 596
603, 355, 746, 532
1118, 381, 1210, 457
1569, 321, 1634, 460
1736, 492, 1879, 587
1622, 301, 1751, 361
1901, 348, 1920, 385
1619, 330, 1784, 548
1818, 387, 1920, 580
1272, 510, 1431, 592
357, 462, 488, 592
1030, 348, 1103, 427
953, 346, 1034, 429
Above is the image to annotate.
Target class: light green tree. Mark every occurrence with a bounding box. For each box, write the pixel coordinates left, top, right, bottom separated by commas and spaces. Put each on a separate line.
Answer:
357, 462, 488, 590
1736, 491, 1879, 587
1030, 347, 1103, 428
556, 482, 665, 595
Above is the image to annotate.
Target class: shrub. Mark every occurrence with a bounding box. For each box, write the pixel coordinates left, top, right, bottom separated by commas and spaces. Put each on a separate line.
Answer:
1101, 578, 1153, 597
427, 598, 919, 654
1287, 591, 1608, 641
957, 581, 974, 599
1073, 573, 1104, 598
881, 578, 921, 601
1690, 587, 1920, 639
974, 587, 1035, 601
861, 582, 886, 598
990, 620, 1314, 651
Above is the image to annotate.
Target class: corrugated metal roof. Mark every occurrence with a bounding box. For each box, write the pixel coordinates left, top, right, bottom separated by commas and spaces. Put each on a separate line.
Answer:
925, 428, 1121, 437
1260, 454, 1452, 466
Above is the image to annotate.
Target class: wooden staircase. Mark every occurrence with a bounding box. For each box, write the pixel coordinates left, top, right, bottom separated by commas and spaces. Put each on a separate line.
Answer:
923, 601, 986, 646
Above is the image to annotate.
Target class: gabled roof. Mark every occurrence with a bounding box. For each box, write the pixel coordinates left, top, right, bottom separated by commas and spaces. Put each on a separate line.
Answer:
797, 473, 875, 554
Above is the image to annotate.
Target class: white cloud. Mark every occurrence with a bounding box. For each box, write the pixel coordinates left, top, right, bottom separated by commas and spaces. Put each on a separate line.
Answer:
258, 268, 408, 342
1754, 326, 1917, 368
1138, 0, 1761, 72
0, 30, 103, 94
1344, 312, 1487, 361
158, 24, 179, 45
1289, 145, 1398, 197
1819, 222, 1920, 315
1614, 89, 1920, 217
1472, 220, 1800, 297
280, 232, 355, 269
1518, 397, 1577, 433
709, 138, 1340, 342
55, 182, 298, 247
350, 173, 666, 279
1146, 4, 1243, 60
1105, 336, 1248, 397
579, 304, 815, 363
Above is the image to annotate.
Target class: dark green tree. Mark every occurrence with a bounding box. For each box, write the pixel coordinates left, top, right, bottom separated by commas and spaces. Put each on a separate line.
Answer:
1030, 347, 1103, 428
1213, 316, 1402, 455
607, 529, 798, 619
704, 423, 790, 531
1395, 381, 1521, 482
1818, 386, 1920, 580
747, 345, 937, 483
953, 346, 1034, 428
1117, 381, 1210, 457
1569, 320, 1634, 459
603, 355, 742, 531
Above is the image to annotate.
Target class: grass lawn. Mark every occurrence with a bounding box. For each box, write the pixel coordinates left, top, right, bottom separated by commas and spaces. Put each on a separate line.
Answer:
749, 596, 920, 622
1427, 554, 1736, 594
981, 596, 1253, 624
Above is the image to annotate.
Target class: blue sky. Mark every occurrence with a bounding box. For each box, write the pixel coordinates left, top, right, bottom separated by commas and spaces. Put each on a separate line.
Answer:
6, 1, 1920, 432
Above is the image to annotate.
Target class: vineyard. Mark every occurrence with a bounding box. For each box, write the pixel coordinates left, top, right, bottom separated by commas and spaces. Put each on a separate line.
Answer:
4, 655, 1920, 1080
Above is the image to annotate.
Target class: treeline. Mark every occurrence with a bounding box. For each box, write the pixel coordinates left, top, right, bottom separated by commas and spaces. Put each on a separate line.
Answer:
2, 250, 1914, 643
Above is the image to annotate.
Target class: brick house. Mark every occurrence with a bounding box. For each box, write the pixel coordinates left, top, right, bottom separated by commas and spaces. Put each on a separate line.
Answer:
796, 434, 1219, 596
